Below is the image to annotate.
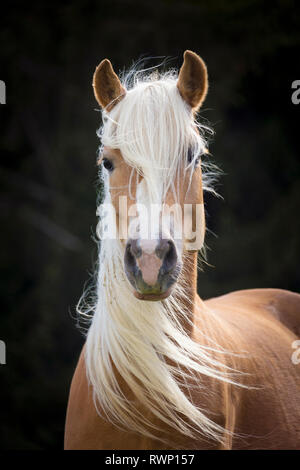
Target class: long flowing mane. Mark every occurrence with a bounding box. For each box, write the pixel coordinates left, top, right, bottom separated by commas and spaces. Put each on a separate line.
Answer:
80, 65, 245, 445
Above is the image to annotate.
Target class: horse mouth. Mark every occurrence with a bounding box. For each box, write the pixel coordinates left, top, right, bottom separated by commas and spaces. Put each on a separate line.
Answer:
133, 287, 173, 302
124, 239, 181, 302
125, 263, 181, 302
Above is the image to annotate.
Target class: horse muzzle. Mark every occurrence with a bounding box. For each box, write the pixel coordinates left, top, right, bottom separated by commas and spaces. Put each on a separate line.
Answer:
124, 238, 181, 301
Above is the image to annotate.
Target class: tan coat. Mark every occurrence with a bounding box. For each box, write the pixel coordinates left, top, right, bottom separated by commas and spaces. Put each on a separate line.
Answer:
65, 280, 300, 449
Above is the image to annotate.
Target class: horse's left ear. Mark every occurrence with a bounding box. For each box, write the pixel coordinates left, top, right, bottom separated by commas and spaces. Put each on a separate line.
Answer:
93, 59, 126, 110
177, 50, 208, 110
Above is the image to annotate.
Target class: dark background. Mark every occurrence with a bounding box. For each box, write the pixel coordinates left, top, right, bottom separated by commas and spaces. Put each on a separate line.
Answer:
0, 0, 299, 450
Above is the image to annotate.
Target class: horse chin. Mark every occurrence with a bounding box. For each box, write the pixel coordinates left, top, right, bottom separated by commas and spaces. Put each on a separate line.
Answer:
133, 287, 173, 302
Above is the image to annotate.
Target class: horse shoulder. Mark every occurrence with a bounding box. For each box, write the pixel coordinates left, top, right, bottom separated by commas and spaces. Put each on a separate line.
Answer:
64, 346, 224, 450
64, 346, 171, 450
203, 289, 300, 449
64, 346, 118, 450
64, 345, 96, 449
205, 288, 300, 336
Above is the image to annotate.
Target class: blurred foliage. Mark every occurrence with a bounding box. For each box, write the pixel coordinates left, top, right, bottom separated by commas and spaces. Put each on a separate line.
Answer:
0, 0, 299, 449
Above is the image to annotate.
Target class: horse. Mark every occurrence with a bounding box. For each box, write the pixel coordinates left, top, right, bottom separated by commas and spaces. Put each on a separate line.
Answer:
64, 50, 300, 450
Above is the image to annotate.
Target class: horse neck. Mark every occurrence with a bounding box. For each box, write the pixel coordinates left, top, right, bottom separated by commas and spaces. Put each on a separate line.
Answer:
176, 250, 199, 336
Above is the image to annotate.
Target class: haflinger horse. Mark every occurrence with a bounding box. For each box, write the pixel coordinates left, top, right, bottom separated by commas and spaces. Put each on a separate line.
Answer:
64, 51, 300, 450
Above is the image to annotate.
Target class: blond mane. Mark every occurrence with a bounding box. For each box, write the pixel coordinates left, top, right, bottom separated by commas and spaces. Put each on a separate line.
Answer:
81, 66, 243, 445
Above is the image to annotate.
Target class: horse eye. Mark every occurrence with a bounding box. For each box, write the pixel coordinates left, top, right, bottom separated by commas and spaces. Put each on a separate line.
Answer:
187, 148, 201, 167
102, 158, 114, 172
187, 148, 193, 164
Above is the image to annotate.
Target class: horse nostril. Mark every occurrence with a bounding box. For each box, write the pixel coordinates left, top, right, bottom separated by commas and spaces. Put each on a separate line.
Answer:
124, 239, 142, 275
157, 239, 177, 274
124, 241, 137, 273
129, 238, 142, 259
124, 237, 179, 294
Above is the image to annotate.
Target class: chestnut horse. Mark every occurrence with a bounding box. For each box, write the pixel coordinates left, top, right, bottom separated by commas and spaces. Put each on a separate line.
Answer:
64, 51, 300, 450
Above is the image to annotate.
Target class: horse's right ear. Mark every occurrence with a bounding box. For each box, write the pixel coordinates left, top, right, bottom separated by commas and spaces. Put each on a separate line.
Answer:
177, 50, 208, 110
93, 59, 126, 110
